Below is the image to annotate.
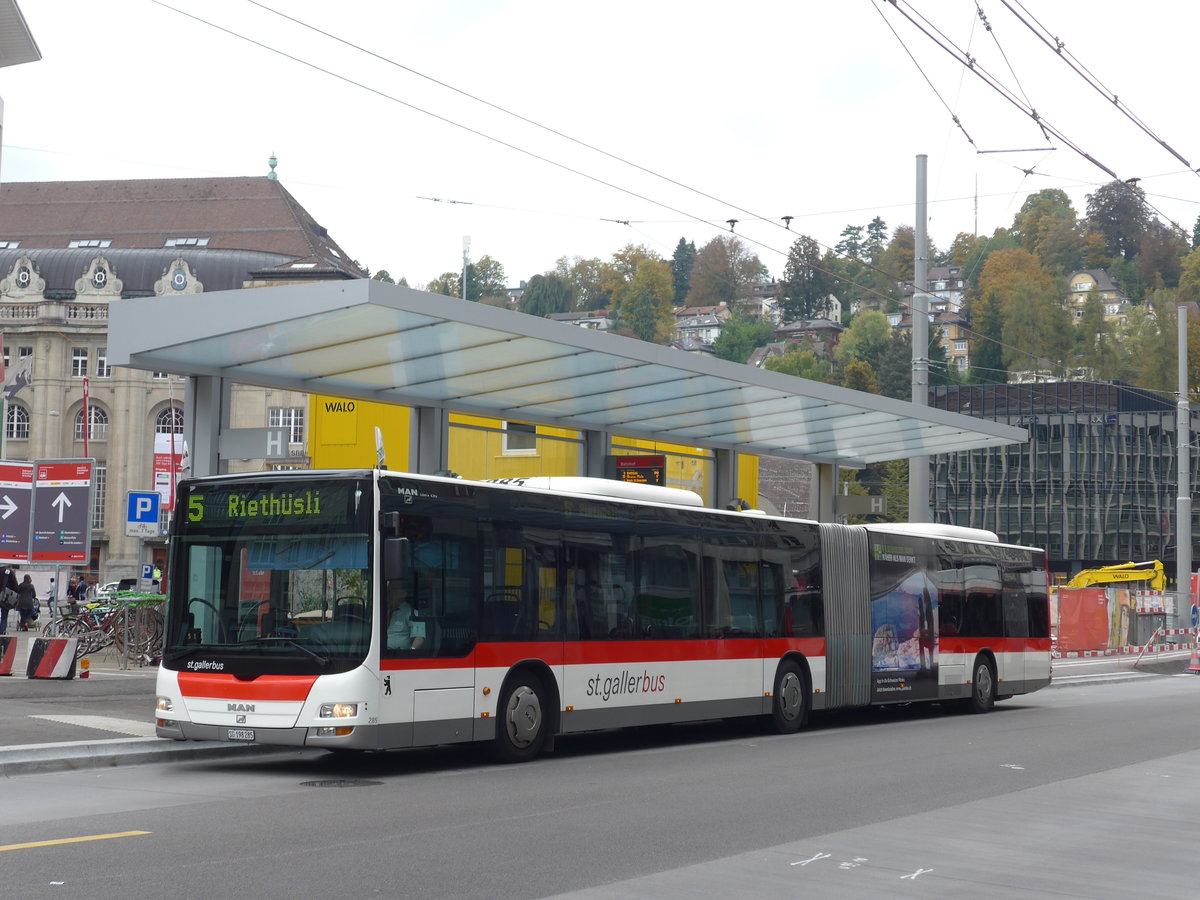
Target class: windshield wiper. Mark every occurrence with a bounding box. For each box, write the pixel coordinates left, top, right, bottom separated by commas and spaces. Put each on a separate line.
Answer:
249, 637, 331, 667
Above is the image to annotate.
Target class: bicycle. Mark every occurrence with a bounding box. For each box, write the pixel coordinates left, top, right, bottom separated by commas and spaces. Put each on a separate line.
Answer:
42, 599, 164, 661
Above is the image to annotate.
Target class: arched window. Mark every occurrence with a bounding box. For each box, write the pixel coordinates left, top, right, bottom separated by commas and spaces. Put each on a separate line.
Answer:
5, 404, 29, 440
156, 406, 184, 434
74, 406, 109, 442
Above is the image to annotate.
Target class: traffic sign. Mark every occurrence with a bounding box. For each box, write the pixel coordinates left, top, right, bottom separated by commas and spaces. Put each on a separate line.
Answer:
30, 459, 93, 564
0, 461, 34, 564
126, 491, 161, 538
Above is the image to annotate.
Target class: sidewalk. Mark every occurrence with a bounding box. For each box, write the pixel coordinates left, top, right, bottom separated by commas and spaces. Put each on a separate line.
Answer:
0, 630, 280, 776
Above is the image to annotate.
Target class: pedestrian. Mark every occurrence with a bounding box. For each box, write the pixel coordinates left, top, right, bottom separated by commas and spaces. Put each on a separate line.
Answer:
0, 565, 17, 635
16, 574, 37, 631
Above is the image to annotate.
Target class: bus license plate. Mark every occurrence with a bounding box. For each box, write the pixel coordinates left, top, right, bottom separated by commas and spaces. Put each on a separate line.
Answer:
226, 728, 255, 742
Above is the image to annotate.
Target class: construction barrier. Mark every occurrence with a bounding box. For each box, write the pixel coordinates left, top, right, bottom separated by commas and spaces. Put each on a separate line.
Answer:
26, 637, 78, 679
0, 636, 17, 676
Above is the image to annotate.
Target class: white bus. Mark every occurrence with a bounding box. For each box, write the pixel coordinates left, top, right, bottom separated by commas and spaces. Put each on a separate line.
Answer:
155, 471, 1051, 761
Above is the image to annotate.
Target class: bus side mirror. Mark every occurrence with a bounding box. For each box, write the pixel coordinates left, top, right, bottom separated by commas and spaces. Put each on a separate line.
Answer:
383, 537, 410, 581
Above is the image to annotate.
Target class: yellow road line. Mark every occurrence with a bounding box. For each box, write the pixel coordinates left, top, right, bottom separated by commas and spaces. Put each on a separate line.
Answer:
0, 831, 151, 852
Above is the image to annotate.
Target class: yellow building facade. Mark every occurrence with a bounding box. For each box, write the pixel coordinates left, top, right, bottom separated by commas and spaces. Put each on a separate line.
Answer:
307, 395, 759, 508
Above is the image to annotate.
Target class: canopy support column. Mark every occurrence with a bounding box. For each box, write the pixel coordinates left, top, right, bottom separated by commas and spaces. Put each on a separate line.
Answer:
185, 375, 230, 477
812, 462, 838, 523
410, 406, 449, 475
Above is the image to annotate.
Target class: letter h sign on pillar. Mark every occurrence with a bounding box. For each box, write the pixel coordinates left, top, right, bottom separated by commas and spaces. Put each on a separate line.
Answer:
265, 428, 287, 459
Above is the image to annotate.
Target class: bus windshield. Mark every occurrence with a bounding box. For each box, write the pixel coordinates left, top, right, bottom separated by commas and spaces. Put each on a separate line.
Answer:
162, 478, 373, 674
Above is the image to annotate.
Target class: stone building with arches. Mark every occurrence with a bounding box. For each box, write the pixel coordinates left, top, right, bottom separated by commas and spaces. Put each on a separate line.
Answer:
0, 174, 362, 582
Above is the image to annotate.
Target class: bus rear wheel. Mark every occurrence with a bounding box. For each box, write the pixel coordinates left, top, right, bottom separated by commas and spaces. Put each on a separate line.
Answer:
495, 674, 548, 763
969, 655, 996, 714
769, 660, 808, 734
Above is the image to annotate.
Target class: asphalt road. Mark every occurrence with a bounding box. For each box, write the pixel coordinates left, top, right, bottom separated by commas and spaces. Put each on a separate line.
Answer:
2, 667, 1199, 900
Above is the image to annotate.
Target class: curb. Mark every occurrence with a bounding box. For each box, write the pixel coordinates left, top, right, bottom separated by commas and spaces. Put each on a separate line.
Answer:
0, 737, 290, 777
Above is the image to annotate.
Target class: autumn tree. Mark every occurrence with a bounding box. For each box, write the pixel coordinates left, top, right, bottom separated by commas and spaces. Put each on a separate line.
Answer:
1086, 180, 1150, 262
975, 248, 1072, 375
841, 359, 878, 394
425, 272, 460, 296
611, 256, 675, 343
1137, 219, 1188, 289
686, 235, 767, 306
519, 273, 575, 317
553, 256, 607, 310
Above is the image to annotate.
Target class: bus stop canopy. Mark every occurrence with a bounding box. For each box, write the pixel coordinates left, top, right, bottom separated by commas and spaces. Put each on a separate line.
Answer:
109, 278, 1024, 468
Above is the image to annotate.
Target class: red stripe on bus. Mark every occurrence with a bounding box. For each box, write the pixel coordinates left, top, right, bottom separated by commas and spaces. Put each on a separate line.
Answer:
380, 638, 825, 671
178, 672, 317, 701
938, 636, 1053, 654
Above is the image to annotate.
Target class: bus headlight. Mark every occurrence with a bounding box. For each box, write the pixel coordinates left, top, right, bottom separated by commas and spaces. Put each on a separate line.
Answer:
156, 696, 174, 713
319, 702, 358, 718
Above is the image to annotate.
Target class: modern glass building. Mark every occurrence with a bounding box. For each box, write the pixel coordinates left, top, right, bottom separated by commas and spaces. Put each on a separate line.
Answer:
928, 382, 1200, 577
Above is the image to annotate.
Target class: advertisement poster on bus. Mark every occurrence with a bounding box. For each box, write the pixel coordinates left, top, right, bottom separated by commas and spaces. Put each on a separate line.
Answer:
153, 433, 186, 511
869, 538, 939, 702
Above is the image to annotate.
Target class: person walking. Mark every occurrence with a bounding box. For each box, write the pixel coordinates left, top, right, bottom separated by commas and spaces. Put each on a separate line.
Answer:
16, 574, 37, 631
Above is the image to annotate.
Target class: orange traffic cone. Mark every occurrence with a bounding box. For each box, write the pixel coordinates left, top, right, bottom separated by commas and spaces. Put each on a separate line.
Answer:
1188, 641, 1200, 674
79, 657, 90, 679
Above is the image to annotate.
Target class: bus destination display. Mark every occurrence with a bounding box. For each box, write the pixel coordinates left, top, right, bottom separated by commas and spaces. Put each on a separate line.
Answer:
605, 454, 666, 485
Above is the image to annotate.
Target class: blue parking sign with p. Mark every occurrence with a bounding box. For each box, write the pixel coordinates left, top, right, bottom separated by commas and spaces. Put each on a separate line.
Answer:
127, 491, 160, 524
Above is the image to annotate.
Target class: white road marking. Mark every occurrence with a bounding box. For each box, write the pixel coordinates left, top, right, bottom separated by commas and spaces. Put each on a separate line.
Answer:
29, 714, 156, 737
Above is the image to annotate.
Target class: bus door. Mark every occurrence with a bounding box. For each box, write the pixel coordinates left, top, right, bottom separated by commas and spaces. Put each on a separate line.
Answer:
702, 544, 765, 703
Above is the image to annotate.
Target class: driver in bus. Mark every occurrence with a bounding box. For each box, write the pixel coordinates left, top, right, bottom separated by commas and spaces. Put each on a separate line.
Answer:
386, 580, 426, 651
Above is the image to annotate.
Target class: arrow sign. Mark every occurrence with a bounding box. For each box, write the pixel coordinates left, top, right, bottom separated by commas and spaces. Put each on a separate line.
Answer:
51, 492, 72, 522
0, 461, 34, 564
30, 459, 93, 564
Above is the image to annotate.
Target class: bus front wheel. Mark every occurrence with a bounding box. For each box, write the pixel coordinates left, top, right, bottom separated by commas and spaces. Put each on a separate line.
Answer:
969, 655, 996, 713
769, 660, 808, 734
495, 674, 548, 763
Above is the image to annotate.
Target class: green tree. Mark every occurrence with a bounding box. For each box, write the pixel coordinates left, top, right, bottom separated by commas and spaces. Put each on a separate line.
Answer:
371, 269, 396, 284
686, 235, 767, 306
834, 224, 865, 259
1086, 179, 1150, 262
670, 238, 697, 305
1074, 288, 1120, 378
875, 331, 913, 400
519, 273, 575, 317
779, 235, 837, 322
764, 347, 831, 381
465, 255, 507, 301
865, 216, 888, 264
612, 257, 675, 342
712, 313, 775, 362
835, 309, 891, 367
1178, 245, 1200, 304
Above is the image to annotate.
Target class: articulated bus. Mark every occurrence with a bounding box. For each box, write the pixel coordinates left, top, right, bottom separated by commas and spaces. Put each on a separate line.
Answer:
155, 470, 1051, 761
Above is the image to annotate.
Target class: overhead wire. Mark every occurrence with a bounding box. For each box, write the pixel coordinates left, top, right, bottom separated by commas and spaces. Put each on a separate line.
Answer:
157, 0, 1181, 397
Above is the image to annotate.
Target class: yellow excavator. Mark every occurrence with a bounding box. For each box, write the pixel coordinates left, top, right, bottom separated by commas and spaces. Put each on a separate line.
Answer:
1064, 560, 1166, 592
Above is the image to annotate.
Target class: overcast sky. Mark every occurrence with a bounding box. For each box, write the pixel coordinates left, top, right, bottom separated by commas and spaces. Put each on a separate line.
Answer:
3, 1, 1198, 289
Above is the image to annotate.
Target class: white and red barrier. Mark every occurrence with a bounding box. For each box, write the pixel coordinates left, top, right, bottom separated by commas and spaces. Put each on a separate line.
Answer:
26, 637, 78, 679
0, 636, 17, 676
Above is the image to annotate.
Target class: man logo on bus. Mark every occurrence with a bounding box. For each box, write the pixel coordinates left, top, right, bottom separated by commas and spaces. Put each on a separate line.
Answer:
227, 703, 255, 713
